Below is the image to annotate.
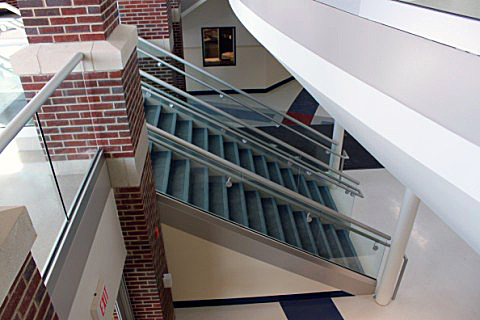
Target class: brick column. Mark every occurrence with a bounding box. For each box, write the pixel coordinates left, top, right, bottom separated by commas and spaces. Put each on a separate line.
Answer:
12, 0, 175, 318
0, 207, 59, 320
0, 253, 59, 320
118, 0, 186, 91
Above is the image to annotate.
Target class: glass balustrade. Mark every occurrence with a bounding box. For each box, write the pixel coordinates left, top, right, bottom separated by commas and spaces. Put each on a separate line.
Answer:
148, 123, 389, 279
143, 84, 362, 215
138, 37, 342, 167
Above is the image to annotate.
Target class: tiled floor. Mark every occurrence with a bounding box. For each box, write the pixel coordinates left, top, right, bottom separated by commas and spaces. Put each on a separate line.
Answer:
333, 169, 480, 320
172, 169, 480, 319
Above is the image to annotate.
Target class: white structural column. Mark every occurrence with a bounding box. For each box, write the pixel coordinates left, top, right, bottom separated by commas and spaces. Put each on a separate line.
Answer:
375, 188, 420, 305
329, 121, 345, 171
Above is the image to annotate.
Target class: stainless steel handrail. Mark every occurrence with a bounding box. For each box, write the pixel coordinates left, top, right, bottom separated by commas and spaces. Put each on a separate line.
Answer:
392, 255, 408, 300
147, 123, 391, 243
138, 37, 337, 146
0, 52, 84, 153
142, 83, 364, 197
140, 70, 362, 188
138, 47, 345, 159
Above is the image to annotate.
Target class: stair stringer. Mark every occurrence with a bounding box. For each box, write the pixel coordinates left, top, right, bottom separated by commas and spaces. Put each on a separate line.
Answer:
157, 193, 376, 295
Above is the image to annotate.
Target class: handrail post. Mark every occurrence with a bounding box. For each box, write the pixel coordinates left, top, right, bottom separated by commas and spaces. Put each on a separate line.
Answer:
375, 188, 419, 305
329, 121, 345, 172
391, 255, 408, 300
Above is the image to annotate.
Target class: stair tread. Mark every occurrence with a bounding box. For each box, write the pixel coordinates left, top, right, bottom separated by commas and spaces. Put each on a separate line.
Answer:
190, 167, 209, 211
319, 186, 338, 211
277, 205, 302, 248
310, 219, 333, 259
307, 181, 326, 205
261, 198, 286, 241
152, 151, 171, 193
280, 168, 298, 192
227, 183, 249, 226
239, 148, 255, 171
192, 127, 209, 150
158, 112, 177, 134
323, 224, 349, 267
336, 229, 364, 274
209, 176, 229, 219
175, 120, 193, 143
145, 104, 161, 127
253, 155, 270, 179
293, 211, 319, 255
167, 159, 190, 202
224, 142, 241, 165
293, 174, 312, 198
208, 135, 225, 158
245, 190, 268, 234
267, 162, 285, 186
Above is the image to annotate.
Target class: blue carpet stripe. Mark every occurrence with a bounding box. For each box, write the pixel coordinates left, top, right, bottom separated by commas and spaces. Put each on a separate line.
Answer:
280, 297, 344, 320
173, 291, 351, 308
287, 89, 319, 115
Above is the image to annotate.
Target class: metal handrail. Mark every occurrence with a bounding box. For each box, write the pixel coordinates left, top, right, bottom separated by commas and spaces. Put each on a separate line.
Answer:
138, 47, 345, 159
140, 70, 361, 188
392, 255, 408, 300
0, 52, 84, 153
147, 123, 391, 244
138, 37, 337, 146
142, 83, 364, 197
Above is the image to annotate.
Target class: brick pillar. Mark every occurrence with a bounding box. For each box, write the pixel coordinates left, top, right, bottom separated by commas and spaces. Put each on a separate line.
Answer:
12, 0, 175, 318
0, 253, 59, 320
18, 0, 119, 44
114, 156, 174, 319
118, 0, 186, 91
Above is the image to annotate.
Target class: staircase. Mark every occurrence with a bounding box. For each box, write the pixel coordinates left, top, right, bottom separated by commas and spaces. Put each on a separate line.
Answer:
138, 37, 390, 295
146, 102, 367, 274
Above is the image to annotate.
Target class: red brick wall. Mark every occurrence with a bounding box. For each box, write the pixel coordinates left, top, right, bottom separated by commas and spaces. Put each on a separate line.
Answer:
167, 0, 183, 57
139, 56, 186, 93
0, 253, 59, 320
114, 155, 174, 320
20, 51, 144, 160
119, 0, 186, 92
2, 0, 18, 8
18, 0, 119, 43
118, 0, 169, 40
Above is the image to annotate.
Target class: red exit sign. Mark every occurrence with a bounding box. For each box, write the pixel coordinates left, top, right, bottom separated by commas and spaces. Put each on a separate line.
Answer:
91, 280, 110, 320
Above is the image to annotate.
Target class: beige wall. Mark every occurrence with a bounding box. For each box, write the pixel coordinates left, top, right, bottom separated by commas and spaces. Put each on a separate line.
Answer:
162, 224, 337, 301
68, 190, 126, 320
182, 0, 290, 91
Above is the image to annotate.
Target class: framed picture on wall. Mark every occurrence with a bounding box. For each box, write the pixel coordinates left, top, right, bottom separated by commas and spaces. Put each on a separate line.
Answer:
201, 27, 236, 67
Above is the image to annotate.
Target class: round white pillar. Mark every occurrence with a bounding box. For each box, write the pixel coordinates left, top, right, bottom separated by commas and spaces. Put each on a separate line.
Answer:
375, 187, 420, 305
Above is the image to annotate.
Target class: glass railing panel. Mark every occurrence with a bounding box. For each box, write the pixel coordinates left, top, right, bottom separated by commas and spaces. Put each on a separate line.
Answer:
137, 39, 339, 165
143, 85, 363, 208
148, 129, 388, 279
34, 85, 100, 215
0, 90, 100, 275
0, 116, 66, 273
139, 73, 357, 194
0, 14, 28, 127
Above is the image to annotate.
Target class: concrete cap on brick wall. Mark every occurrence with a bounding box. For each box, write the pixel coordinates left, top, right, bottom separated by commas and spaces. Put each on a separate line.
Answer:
11, 24, 138, 75
0, 206, 36, 304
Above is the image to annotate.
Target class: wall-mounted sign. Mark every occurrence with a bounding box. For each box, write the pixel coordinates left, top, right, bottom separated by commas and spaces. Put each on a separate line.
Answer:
90, 279, 109, 320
